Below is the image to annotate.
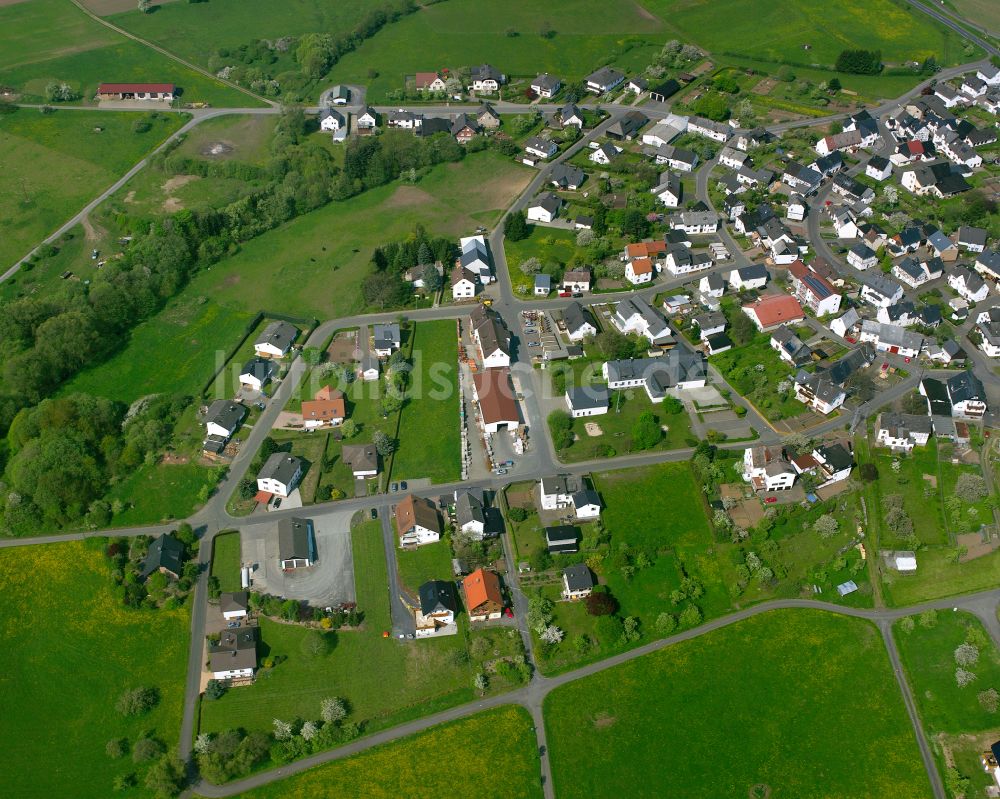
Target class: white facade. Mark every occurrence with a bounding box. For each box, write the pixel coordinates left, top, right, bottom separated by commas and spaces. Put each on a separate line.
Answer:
452, 276, 477, 299
399, 524, 440, 548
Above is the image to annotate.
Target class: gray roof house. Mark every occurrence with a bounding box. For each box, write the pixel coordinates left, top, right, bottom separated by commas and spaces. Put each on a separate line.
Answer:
142, 534, 185, 580
257, 453, 304, 497
254, 320, 299, 357
278, 517, 315, 569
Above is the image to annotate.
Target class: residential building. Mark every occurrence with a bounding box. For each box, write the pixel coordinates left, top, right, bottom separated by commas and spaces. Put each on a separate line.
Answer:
830, 308, 860, 339
372, 322, 401, 356
396, 494, 442, 547
220, 592, 248, 621
540, 475, 583, 511
565, 385, 610, 417
687, 115, 731, 142
875, 412, 933, 452
563, 301, 597, 341
572, 489, 602, 520
525, 136, 558, 160
470, 305, 511, 368
463, 568, 503, 621
788, 260, 841, 316
729, 263, 768, 291
470, 64, 504, 93
794, 443, 854, 487
562, 268, 592, 293
203, 400, 246, 451
549, 164, 586, 191
534, 273, 551, 296
743, 445, 796, 492
586, 66, 625, 94
948, 266, 989, 302
742, 295, 805, 332
858, 320, 923, 358
472, 367, 520, 433
771, 326, 812, 367
957, 226, 988, 253
625, 256, 654, 285
589, 141, 622, 164
414, 72, 446, 91
651, 171, 682, 207
866, 155, 892, 181
278, 517, 315, 569
562, 564, 594, 600
256, 454, 303, 498
602, 351, 706, 401
847, 243, 878, 271
319, 108, 345, 133
142, 534, 184, 580
460, 234, 492, 283
356, 106, 378, 131
545, 525, 579, 554
947, 370, 987, 419
612, 296, 671, 344
451, 265, 478, 299
253, 320, 299, 359
531, 73, 561, 98
341, 443, 378, 477
526, 193, 563, 223
415, 580, 457, 637
209, 627, 257, 682
977, 308, 1000, 357
858, 272, 904, 309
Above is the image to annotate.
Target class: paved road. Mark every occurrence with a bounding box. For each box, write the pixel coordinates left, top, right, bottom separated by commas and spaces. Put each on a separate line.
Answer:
904, 0, 1000, 58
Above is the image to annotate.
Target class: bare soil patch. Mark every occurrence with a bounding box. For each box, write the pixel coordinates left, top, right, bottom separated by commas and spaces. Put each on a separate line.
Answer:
584, 422, 603, 437
922, 473, 938, 488
385, 185, 436, 209
592, 712, 616, 729
162, 174, 198, 193
200, 141, 235, 158
160, 452, 189, 465
326, 331, 359, 364
956, 530, 1000, 562
752, 78, 777, 95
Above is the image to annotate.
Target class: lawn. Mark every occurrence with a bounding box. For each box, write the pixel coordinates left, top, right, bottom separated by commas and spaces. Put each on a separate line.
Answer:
0, 107, 185, 270
710, 336, 807, 422
62, 296, 254, 403
867, 441, 949, 546
881, 546, 1000, 607
215, 706, 541, 799
545, 609, 932, 799
0, 0, 255, 106
948, 0, 1000, 35
894, 610, 1000, 734
391, 320, 462, 485
0, 539, 190, 799
104, 460, 224, 526
504, 226, 582, 297
396, 540, 456, 596
211, 531, 243, 592
199, 521, 475, 739
181, 151, 532, 320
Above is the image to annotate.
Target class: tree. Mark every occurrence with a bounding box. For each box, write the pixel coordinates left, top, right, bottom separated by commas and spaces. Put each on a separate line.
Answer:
540, 624, 564, 644
631, 411, 662, 451
835, 49, 882, 75
132, 736, 165, 763
116, 686, 159, 716
679, 605, 702, 627
419, 262, 442, 292
692, 92, 730, 122
827, 77, 841, 91
504, 210, 529, 241
547, 410, 574, 450
339, 418, 358, 439
272, 718, 293, 741
956, 668, 977, 687
919, 610, 937, 628
945, 767, 970, 798
955, 473, 988, 503
620, 209, 650, 239
106, 738, 128, 759
584, 590, 618, 616
144, 753, 186, 797
301, 630, 331, 658
204, 679, 226, 700
113, 773, 137, 792
813, 514, 839, 539
138, 0, 151, 12
954, 642, 980, 667
372, 430, 395, 456
519, 256, 542, 276
321, 697, 348, 724
978, 687, 999, 713
592, 204, 608, 236
194, 733, 212, 755
620, 616, 641, 643
507, 506, 528, 522
595, 329, 641, 360
474, 672, 489, 693
655, 612, 677, 635
730, 312, 756, 346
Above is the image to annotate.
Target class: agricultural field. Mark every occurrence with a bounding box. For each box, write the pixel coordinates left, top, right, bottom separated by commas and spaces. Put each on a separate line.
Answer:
391, 320, 462, 485
0, 107, 185, 270
947, 0, 1000, 36
199, 521, 475, 740
217, 706, 541, 799
182, 151, 532, 320
211, 531, 244, 592
0, 539, 190, 799
545, 609, 932, 799
0, 0, 254, 106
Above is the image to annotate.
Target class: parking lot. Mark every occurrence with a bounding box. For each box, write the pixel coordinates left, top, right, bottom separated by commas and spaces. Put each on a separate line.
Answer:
521, 309, 567, 360
241, 507, 357, 608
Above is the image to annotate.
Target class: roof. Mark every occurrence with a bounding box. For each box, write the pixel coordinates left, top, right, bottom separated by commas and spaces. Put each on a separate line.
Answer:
142, 534, 184, 578
947, 370, 985, 404
816, 443, 853, 472
473, 368, 519, 425
604, 351, 706, 392
541, 474, 582, 497
277, 517, 313, 561
373, 322, 401, 346
566, 385, 609, 411
395, 494, 441, 535
587, 66, 625, 87
563, 301, 595, 334
463, 568, 503, 611
736, 263, 768, 281
219, 591, 249, 614
650, 79, 680, 98
550, 163, 585, 188
532, 73, 561, 91
259, 453, 302, 486
563, 563, 594, 592
572, 489, 601, 509
205, 400, 246, 432
531, 193, 562, 213
545, 525, 579, 547
98, 83, 175, 93
629, 257, 654, 275
255, 320, 298, 352
240, 357, 278, 383
209, 627, 257, 673
301, 391, 345, 422
455, 490, 485, 528
419, 580, 457, 616
341, 443, 378, 472
744, 295, 804, 327
879, 411, 933, 437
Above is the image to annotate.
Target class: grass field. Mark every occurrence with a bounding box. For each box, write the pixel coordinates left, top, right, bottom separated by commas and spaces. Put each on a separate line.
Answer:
396, 540, 455, 596
881, 546, 1000, 607
105, 460, 223, 526
545, 609, 932, 799
211, 531, 243, 592
0, 0, 254, 106
867, 441, 949, 546
947, 0, 1000, 36
62, 296, 254, 402
710, 336, 807, 422
182, 151, 531, 319
217, 706, 541, 799
0, 107, 185, 269
199, 521, 475, 738
391, 320, 462, 485
0, 539, 190, 799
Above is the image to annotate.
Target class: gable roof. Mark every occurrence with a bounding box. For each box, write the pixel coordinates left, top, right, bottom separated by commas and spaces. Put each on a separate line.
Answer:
395, 494, 441, 534
278, 517, 313, 561
341, 443, 378, 473
562, 563, 594, 592
419, 580, 457, 615
205, 400, 246, 432
463, 568, 502, 612
142, 534, 184, 578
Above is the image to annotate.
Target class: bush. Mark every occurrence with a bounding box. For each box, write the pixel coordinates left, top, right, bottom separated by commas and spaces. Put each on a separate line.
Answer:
106, 738, 128, 759
835, 49, 882, 75
116, 686, 159, 716
548, 410, 574, 450
507, 506, 528, 522
132, 736, 165, 763
584, 589, 618, 616
205, 679, 227, 700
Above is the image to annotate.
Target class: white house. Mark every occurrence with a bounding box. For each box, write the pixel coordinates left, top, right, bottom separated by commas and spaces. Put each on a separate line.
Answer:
396, 494, 442, 548
319, 108, 345, 132
699, 273, 725, 300
669, 211, 718, 234
652, 172, 682, 207
858, 272, 904, 309
204, 400, 246, 440
527, 193, 562, 223
209, 628, 257, 682
866, 156, 892, 181
563, 302, 597, 342
540, 475, 582, 510
415, 580, 456, 637
787, 194, 807, 222
847, 243, 878, 271
360, 356, 379, 382
613, 296, 671, 343
239, 358, 277, 393
256, 454, 303, 498
562, 564, 594, 601
788, 260, 842, 317
220, 592, 249, 621
470, 64, 504, 93
525, 136, 558, 160
743, 445, 796, 492
562, 269, 592, 293
589, 142, 621, 165
254, 321, 298, 358
565, 386, 609, 417
571, 489, 601, 519
530, 73, 561, 98
830, 308, 860, 340
356, 106, 378, 130
875, 412, 932, 452
586, 66, 625, 94
451, 265, 478, 299
625, 257, 655, 285
858, 320, 923, 358
372, 322, 401, 357
948, 266, 989, 303
728, 264, 768, 291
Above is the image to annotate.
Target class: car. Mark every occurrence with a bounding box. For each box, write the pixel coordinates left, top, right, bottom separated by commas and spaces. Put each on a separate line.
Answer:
227, 621, 240, 628
503, 460, 514, 467
370, 508, 378, 520
527, 342, 541, 347
572, 292, 582, 298
880, 362, 889, 372
493, 467, 507, 475
390, 481, 398, 492
399, 481, 407, 490
504, 607, 514, 618
765, 496, 778, 504
272, 497, 282, 509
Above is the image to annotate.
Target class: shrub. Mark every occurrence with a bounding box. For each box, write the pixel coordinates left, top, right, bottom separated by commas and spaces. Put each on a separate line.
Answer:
584, 589, 618, 616
116, 686, 159, 716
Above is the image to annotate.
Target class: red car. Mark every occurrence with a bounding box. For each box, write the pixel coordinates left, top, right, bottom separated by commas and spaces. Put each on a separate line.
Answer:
504, 607, 514, 618
765, 496, 778, 504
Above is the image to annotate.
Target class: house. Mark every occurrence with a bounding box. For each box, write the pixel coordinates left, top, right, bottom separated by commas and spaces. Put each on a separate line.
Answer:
892, 256, 931, 288
977, 64, 1000, 85
612, 296, 672, 343
866, 155, 892, 181
589, 142, 621, 165
858, 320, 923, 358
687, 116, 731, 142
562, 564, 594, 600
934, 83, 963, 108
460, 234, 492, 283
651, 171, 682, 207
602, 351, 706, 401
476, 103, 500, 129
782, 161, 822, 194
278, 517, 315, 569
559, 102, 585, 129
787, 194, 807, 222
927, 229, 959, 262
649, 79, 680, 103
848, 243, 878, 271
831, 173, 875, 205
978, 308, 1000, 357
396, 494, 442, 547
471, 305, 511, 368
706, 332, 733, 355
256, 454, 303, 498
562, 269, 592, 294
415, 580, 457, 637
877, 301, 918, 328
209, 627, 257, 682
812, 152, 846, 178
981, 742, 1000, 794
550, 164, 585, 191
830, 308, 860, 339
451, 265, 478, 299
948, 266, 989, 302
97, 83, 175, 102
525, 136, 558, 160
901, 162, 971, 198
875, 412, 933, 452
742, 295, 805, 332
366, 324, 401, 360
531, 73, 561, 98
788, 260, 841, 316
743, 445, 796, 492
976, 250, 1000, 282
572, 489, 601, 519
574, 215, 593, 230
204, 400, 246, 441
301, 386, 346, 429
958, 226, 988, 254
586, 66, 625, 94
545, 525, 579, 554
794, 372, 847, 415
692, 311, 726, 340
719, 146, 748, 170
527, 193, 563, 223
771, 326, 813, 367
565, 385, 610, 417
141, 534, 184, 580
472, 368, 520, 433
219, 591, 249, 621
463, 568, 503, 621
669, 211, 718, 234
415, 72, 447, 92
728, 264, 768, 291
540, 475, 583, 510
647, 143, 698, 172
451, 113, 481, 144
254, 321, 298, 358
946, 370, 987, 419
666, 245, 712, 276
387, 109, 423, 129
360, 355, 379, 382
795, 443, 854, 487
563, 301, 597, 341
700, 273, 725, 300
341, 443, 379, 477
858, 272, 904, 309
625, 257, 654, 285
470, 64, 504, 93
815, 129, 863, 156
357, 106, 378, 131
607, 110, 647, 141
319, 108, 346, 133
534, 274, 551, 296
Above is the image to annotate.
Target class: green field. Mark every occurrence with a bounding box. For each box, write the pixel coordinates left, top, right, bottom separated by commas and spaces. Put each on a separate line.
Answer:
182, 151, 531, 319
545, 609, 932, 799
396, 540, 455, 595
0, 539, 190, 799
105, 460, 222, 526
211, 531, 243, 592
947, 0, 1000, 36
710, 336, 808, 422
199, 521, 475, 738
0, 0, 255, 106
881, 546, 1000, 607
218, 706, 541, 799
391, 320, 462, 485
0, 107, 185, 270
62, 295, 254, 402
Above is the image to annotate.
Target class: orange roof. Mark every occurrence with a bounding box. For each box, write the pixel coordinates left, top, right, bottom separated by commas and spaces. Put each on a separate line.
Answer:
630, 257, 654, 275
314, 384, 339, 401
787, 259, 808, 280
415, 71, 441, 88
625, 241, 665, 259
301, 395, 345, 421
625, 242, 647, 258
643, 240, 666, 254
744, 295, 804, 327
463, 568, 503, 613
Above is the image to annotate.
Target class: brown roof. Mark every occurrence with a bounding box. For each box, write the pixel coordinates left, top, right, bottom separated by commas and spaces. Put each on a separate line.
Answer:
463, 568, 503, 615
451, 264, 477, 285
472, 368, 519, 425
395, 494, 441, 535
744, 295, 804, 328
415, 71, 441, 88
630, 257, 654, 275
301, 393, 345, 422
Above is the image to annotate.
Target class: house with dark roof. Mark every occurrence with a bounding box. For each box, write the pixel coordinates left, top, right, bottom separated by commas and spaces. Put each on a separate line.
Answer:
220, 591, 249, 620
586, 66, 625, 94
531, 73, 561, 98
254, 321, 298, 358
239, 358, 278, 393
396, 494, 442, 547
545, 525, 580, 554
562, 564, 594, 600
649, 79, 680, 103
565, 385, 609, 418
550, 163, 586, 191
875, 412, 933, 452
142, 534, 185, 580
341, 443, 379, 477
278, 518, 315, 570
209, 627, 258, 682
256, 453, 303, 498
415, 580, 457, 637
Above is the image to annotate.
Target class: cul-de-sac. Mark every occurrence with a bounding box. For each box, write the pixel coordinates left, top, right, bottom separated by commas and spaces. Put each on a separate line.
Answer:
4, 1, 1000, 797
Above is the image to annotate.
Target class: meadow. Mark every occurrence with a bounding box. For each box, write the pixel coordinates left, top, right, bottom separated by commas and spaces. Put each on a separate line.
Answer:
0, 539, 190, 799
0, 107, 185, 270
105, 460, 223, 526
211, 531, 244, 592
0, 0, 253, 106
947, 0, 1000, 36
199, 521, 476, 738
217, 706, 542, 799
545, 609, 932, 799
